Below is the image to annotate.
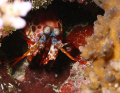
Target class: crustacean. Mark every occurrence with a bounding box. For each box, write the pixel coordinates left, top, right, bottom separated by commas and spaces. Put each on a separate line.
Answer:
1, 11, 85, 69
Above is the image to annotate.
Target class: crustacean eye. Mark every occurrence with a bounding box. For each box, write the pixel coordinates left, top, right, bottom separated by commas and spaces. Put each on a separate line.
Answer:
43, 26, 51, 35
53, 27, 60, 36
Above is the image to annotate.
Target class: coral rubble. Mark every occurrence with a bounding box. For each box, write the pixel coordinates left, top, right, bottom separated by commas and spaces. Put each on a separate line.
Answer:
29, 0, 53, 9
79, 0, 120, 92
8, 0, 53, 9
60, 62, 91, 93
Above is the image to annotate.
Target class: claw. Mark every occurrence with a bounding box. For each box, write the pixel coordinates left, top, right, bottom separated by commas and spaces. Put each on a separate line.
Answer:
39, 44, 59, 66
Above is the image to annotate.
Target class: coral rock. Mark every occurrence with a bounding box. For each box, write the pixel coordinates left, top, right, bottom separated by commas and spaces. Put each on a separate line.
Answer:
80, 0, 120, 92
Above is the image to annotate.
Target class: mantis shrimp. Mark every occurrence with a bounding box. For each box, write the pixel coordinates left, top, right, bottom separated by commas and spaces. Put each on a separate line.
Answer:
1, 11, 85, 69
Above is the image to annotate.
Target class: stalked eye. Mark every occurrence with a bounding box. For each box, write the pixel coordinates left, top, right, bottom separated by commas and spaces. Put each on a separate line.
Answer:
53, 27, 60, 36
43, 26, 51, 35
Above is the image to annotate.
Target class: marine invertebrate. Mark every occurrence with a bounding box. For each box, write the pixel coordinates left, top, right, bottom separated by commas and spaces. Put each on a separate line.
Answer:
0, 0, 32, 42
4, 11, 85, 69
24, 12, 64, 65
79, 0, 120, 92
0, 0, 32, 29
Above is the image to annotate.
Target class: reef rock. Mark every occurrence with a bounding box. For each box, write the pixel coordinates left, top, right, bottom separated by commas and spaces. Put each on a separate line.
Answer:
79, 0, 120, 92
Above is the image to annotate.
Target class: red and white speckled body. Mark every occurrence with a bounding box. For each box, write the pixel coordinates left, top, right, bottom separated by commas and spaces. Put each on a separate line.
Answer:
3, 11, 84, 68
24, 12, 63, 65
